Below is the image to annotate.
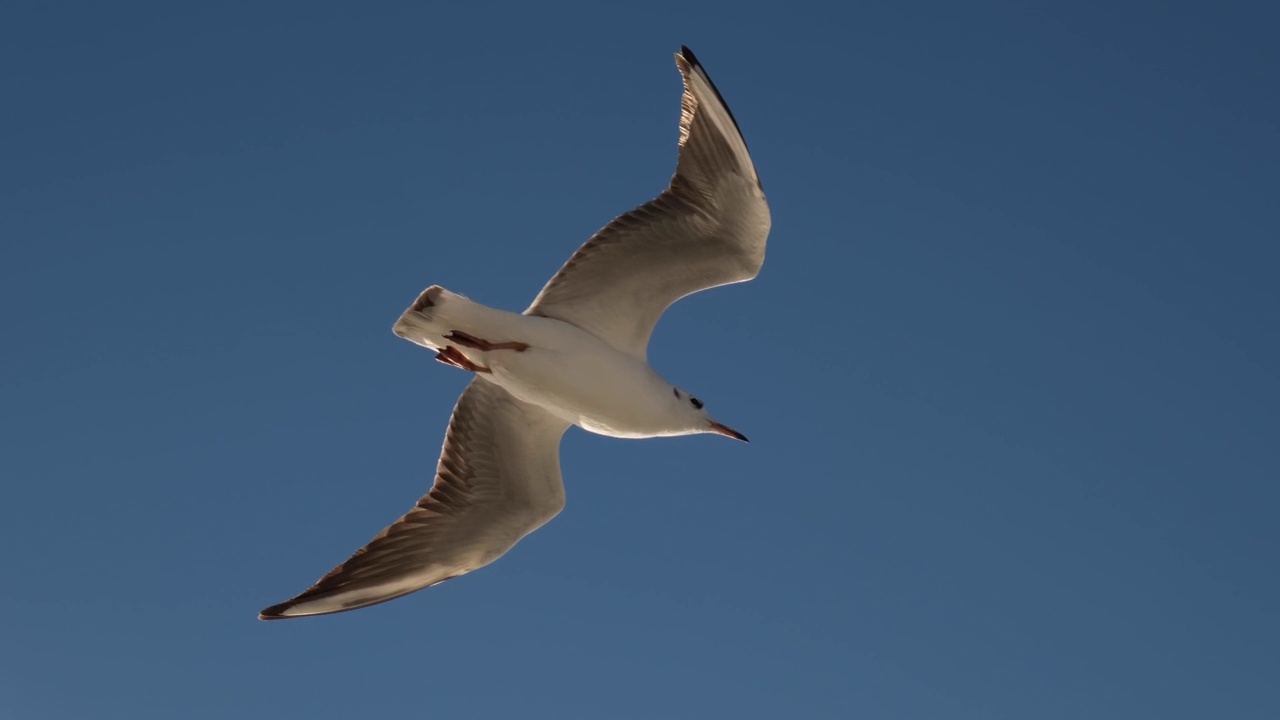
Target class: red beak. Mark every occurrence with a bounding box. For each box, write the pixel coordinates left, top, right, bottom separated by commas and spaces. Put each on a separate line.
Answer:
708, 421, 749, 443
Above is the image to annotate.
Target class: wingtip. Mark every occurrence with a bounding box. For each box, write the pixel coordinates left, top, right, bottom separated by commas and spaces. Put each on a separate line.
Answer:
671, 45, 749, 151
679, 45, 700, 68
258, 602, 293, 621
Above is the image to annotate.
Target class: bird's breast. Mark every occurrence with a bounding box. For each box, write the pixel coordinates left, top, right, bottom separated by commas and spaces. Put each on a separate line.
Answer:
485, 319, 670, 438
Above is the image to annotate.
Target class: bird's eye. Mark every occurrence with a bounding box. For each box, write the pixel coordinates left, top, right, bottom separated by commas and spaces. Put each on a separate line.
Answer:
673, 388, 680, 398
690, 397, 703, 410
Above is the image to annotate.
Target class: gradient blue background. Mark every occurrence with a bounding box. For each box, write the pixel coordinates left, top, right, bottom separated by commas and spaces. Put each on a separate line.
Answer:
2, 1, 1277, 718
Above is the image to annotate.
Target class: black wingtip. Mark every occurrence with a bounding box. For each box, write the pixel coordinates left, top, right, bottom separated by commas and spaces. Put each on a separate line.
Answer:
674, 45, 749, 151
258, 602, 292, 621
679, 45, 701, 68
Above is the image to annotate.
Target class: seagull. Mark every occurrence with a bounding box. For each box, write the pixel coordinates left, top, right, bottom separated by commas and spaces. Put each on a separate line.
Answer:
259, 46, 770, 620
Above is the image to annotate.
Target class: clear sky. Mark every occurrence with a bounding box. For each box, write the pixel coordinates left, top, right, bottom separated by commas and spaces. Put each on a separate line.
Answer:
2, 1, 1277, 718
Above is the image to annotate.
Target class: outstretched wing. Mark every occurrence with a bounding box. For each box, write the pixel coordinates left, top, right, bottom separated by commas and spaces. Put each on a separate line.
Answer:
259, 378, 570, 620
525, 46, 771, 359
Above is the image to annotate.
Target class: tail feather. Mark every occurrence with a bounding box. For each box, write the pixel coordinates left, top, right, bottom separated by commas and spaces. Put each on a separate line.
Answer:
392, 285, 531, 362
393, 285, 456, 350
408, 285, 442, 314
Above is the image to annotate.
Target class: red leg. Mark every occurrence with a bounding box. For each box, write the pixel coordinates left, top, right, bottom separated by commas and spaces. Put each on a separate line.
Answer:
445, 330, 529, 352
435, 351, 465, 369
435, 346, 491, 373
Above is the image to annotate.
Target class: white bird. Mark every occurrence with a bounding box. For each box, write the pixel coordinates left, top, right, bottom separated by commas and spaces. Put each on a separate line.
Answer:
260, 46, 770, 620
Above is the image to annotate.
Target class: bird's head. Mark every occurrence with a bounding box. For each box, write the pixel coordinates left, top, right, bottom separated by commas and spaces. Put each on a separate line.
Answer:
670, 387, 748, 442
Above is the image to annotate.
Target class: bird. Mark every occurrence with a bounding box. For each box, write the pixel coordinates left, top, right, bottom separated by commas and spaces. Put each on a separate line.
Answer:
259, 46, 770, 620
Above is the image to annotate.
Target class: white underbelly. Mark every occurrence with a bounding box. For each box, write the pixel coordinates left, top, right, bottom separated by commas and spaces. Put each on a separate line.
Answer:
483, 325, 667, 438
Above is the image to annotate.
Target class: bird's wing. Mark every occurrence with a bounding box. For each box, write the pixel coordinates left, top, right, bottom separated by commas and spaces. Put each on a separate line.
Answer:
259, 378, 570, 620
525, 46, 771, 360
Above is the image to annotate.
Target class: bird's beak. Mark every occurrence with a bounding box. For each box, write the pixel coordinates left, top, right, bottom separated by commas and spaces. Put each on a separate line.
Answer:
708, 421, 749, 443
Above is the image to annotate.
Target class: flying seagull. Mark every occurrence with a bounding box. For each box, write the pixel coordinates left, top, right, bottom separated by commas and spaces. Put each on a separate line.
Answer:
260, 46, 770, 620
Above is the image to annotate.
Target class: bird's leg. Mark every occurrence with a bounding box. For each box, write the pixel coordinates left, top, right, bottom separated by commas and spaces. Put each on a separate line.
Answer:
434, 350, 465, 370
444, 330, 530, 353
434, 346, 492, 373
435, 330, 527, 374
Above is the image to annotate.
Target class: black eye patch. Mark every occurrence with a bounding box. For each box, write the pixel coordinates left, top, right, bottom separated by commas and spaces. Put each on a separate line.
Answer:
690, 397, 703, 410
673, 388, 680, 398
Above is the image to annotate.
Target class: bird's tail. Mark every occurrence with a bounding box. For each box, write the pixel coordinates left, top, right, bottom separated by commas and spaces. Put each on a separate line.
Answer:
392, 285, 461, 351
392, 285, 530, 358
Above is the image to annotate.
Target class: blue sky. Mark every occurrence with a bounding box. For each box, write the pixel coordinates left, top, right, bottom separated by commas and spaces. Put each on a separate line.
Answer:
2, 1, 1277, 717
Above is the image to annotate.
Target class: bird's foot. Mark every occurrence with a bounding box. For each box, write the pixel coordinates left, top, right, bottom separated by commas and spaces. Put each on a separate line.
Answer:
444, 330, 530, 353
434, 346, 492, 373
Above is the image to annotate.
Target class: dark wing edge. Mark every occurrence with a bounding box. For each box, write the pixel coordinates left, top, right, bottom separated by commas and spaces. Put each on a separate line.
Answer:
524, 47, 769, 357
259, 379, 570, 620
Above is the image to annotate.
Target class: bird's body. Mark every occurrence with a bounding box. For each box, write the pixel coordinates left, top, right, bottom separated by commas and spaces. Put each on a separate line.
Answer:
260, 46, 769, 620
395, 287, 688, 438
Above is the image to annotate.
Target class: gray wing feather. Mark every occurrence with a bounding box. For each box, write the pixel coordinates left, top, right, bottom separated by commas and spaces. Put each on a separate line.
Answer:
259, 378, 570, 619
525, 47, 771, 359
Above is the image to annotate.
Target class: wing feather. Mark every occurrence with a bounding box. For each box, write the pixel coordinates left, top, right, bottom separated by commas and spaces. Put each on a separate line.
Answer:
526, 47, 770, 358
259, 378, 570, 620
